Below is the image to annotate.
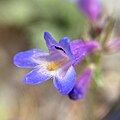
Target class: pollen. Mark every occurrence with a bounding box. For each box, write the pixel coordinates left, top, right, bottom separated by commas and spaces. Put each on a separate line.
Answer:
47, 62, 61, 71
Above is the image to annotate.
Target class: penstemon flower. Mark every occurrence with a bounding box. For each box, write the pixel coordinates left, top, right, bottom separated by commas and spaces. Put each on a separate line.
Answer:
14, 32, 100, 95
76, 0, 101, 22
14, 32, 76, 95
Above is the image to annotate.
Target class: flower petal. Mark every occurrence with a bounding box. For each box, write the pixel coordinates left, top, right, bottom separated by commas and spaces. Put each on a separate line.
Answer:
48, 49, 68, 62
14, 49, 49, 68
68, 67, 93, 100
44, 32, 59, 50
59, 37, 75, 61
23, 68, 52, 85
53, 66, 76, 95
70, 40, 87, 66
70, 40, 100, 66
44, 32, 74, 63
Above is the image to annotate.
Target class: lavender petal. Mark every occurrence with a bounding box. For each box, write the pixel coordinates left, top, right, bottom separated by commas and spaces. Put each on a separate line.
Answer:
53, 66, 76, 95
14, 49, 49, 68
68, 67, 93, 100
23, 68, 52, 85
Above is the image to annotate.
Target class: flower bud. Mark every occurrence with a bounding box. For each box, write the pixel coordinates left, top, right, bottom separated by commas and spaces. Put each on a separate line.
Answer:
68, 66, 93, 100
105, 38, 120, 53
76, 0, 101, 22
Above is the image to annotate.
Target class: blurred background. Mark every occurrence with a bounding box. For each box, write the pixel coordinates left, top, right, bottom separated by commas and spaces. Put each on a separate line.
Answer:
0, 0, 120, 120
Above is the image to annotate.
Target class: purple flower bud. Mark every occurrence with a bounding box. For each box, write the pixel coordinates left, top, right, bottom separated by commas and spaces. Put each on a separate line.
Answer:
76, 0, 101, 22
86, 40, 101, 52
68, 66, 93, 100
105, 38, 120, 53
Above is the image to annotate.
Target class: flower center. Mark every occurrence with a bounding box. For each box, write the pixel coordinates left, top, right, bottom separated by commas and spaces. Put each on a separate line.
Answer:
47, 62, 61, 71
47, 58, 70, 71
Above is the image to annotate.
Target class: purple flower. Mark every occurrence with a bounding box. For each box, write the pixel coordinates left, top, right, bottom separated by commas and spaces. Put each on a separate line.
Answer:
68, 66, 93, 100
14, 32, 76, 95
70, 40, 100, 66
14, 31, 100, 95
76, 0, 101, 22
